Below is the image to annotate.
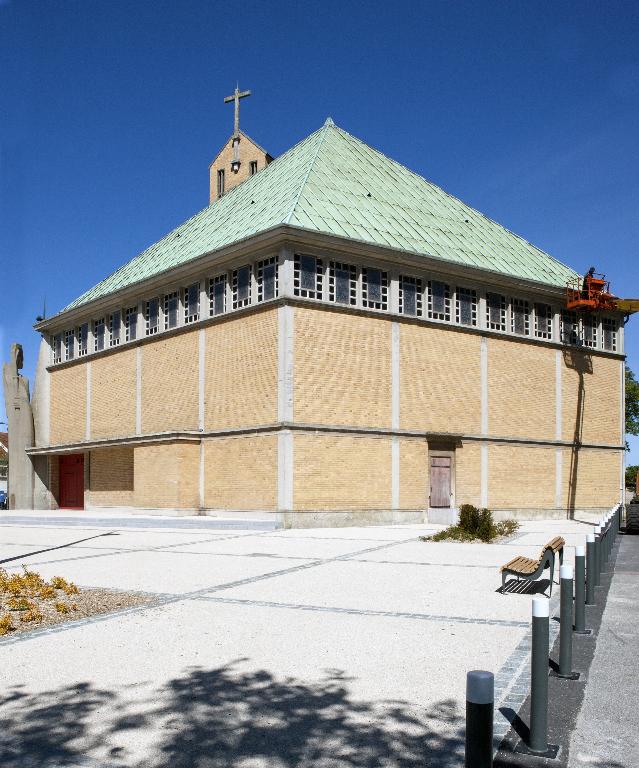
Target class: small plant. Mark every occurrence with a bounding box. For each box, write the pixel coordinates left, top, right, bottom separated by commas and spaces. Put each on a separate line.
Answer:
6, 596, 34, 612
54, 602, 71, 614
39, 585, 57, 600
0, 613, 13, 635
421, 505, 520, 543
51, 577, 79, 596
20, 607, 43, 624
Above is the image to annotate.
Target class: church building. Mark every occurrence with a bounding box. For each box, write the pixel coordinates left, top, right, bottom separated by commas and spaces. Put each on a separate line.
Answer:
25, 96, 626, 525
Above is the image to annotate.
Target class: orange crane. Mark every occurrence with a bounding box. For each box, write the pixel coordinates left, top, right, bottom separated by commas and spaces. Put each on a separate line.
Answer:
566, 268, 639, 314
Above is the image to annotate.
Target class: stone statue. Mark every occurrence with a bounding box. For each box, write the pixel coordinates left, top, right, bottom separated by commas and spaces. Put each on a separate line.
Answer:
2, 343, 35, 509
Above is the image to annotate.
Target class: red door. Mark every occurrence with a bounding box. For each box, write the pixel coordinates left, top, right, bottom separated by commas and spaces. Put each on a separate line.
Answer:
59, 454, 84, 509
430, 456, 451, 508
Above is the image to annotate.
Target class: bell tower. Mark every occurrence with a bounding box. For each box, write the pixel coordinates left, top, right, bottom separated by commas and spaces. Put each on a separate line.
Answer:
209, 84, 273, 204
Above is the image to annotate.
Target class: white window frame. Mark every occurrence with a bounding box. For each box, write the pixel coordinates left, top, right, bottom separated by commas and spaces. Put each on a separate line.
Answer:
183, 282, 200, 324
427, 279, 451, 322
486, 292, 506, 331
511, 297, 531, 336
145, 298, 160, 336
328, 261, 357, 306
455, 286, 477, 327
534, 303, 553, 340
93, 318, 105, 352
293, 254, 323, 299
398, 275, 423, 317
164, 290, 179, 330
125, 306, 138, 342
109, 310, 121, 347
232, 265, 252, 309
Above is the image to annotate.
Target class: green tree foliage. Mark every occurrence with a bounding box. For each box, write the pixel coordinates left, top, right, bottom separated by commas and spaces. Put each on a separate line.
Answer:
626, 465, 639, 489
627, 366, 639, 438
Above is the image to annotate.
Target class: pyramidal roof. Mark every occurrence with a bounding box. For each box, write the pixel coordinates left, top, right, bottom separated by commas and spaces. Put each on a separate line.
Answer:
64, 118, 577, 311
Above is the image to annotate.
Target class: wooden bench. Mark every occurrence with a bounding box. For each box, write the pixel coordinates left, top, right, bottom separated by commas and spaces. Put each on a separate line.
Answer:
500, 536, 565, 596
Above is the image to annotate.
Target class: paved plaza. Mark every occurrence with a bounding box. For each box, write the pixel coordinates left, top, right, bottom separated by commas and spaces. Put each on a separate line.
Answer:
0, 515, 610, 767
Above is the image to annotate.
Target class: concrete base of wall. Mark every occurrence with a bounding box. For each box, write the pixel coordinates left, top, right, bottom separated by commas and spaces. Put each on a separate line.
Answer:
280, 509, 426, 529
427, 508, 459, 525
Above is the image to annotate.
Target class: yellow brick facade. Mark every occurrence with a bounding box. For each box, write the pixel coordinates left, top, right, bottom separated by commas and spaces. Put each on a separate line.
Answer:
488, 339, 555, 440
50, 364, 87, 444
400, 324, 481, 433
204, 309, 278, 430
133, 442, 199, 508
88, 447, 134, 507
91, 349, 137, 439
293, 433, 392, 510
488, 444, 556, 509
454, 442, 482, 508
141, 333, 199, 433
203, 434, 277, 509
400, 439, 428, 509
294, 307, 392, 428
562, 354, 622, 446
561, 448, 622, 509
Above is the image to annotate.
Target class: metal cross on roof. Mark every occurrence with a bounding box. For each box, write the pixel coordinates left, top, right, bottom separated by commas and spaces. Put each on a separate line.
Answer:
224, 84, 251, 137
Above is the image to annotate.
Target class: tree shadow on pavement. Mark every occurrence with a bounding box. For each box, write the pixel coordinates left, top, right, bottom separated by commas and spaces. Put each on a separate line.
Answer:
0, 661, 465, 767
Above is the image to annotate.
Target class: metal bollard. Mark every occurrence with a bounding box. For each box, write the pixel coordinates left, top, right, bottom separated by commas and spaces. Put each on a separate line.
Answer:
574, 545, 590, 633
465, 670, 494, 768
529, 598, 550, 752
586, 533, 596, 605
601, 521, 608, 573
552, 565, 579, 679
594, 525, 602, 587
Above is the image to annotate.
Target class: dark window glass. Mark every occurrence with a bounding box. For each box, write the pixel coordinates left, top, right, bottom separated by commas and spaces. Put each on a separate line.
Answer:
300, 255, 317, 291
213, 279, 225, 315
262, 263, 276, 301
458, 294, 472, 325
335, 267, 350, 304
237, 266, 250, 301
402, 281, 417, 316
431, 281, 446, 315
366, 269, 382, 303
167, 294, 178, 329
148, 298, 159, 334
79, 323, 88, 354
513, 307, 526, 335
95, 320, 105, 351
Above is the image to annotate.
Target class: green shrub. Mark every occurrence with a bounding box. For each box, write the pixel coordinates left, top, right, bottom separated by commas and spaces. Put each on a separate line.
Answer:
459, 504, 481, 534
477, 508, 494, 542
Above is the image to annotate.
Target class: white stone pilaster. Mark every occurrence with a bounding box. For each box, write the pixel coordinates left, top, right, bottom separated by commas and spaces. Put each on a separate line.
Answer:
391, 321, 400, 430
199, 441, 205, 509
278, 305, 294, 422
278, 246, 294, 298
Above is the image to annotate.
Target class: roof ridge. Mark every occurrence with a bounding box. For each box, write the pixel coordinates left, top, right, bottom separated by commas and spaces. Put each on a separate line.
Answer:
284, 121, 331, 225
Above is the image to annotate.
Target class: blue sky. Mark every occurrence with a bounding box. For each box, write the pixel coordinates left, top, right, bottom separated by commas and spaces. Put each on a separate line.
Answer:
1, 0, 638, 461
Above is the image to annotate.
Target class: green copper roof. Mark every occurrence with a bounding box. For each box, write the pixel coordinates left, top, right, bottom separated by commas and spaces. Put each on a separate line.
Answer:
64, 119, 577, 311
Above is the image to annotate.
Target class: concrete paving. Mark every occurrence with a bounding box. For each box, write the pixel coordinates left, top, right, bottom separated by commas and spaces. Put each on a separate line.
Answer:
568, 533, 639, 768
0, 515, 596, 767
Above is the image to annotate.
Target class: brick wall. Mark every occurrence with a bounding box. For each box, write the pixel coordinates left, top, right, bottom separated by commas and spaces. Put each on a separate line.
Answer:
88, 446, 134, 507
488, 444, 556, 509
50, 364, 86, 444
455, 442, 482, 508
293, 433, 392, 510
91, 349, 136, 439
204, 309, 278, 430
141, 333, 199, 433
400, 438, 427, 509
562, 354, 621, 446
204, 434, 277, 509
400, 324, 481, 433
561, 447, 621, 509
133, 442, 199, 508
488, 339, 555, 440
294, 307, 392, 428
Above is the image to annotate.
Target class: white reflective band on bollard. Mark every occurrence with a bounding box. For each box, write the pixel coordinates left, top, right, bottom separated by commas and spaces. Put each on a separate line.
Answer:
586, 533, 595, 543
576, 545, 585, 557
560, 564, 573, 580
532, 597, 549, 617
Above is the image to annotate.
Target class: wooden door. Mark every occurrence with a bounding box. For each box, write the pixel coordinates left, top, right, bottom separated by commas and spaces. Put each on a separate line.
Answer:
59, 454, 84, 509
430, 456, 451, 508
